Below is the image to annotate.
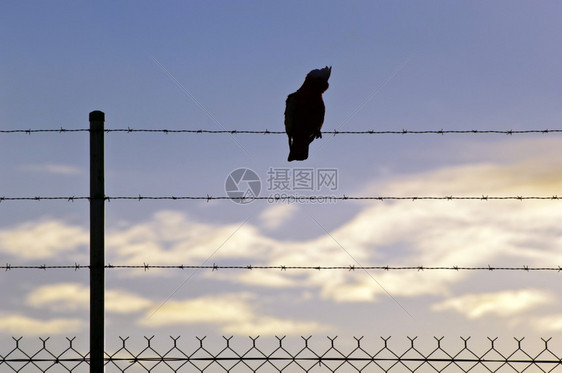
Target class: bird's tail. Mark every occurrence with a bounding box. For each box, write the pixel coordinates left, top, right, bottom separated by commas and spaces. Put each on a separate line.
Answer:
288, 136, 310, 161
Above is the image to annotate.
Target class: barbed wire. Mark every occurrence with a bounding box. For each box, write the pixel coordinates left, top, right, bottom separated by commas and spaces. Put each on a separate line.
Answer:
2, 127, 562, 135
1, 336, 561, 372
1, 195, 561, 202
0, 128, 89, 134
2, 263, 561, 272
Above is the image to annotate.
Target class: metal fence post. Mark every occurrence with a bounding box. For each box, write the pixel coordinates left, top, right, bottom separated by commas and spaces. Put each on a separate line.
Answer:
89, 110, 105, 372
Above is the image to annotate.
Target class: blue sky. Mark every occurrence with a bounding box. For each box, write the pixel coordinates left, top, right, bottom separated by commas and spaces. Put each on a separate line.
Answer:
1, 0, 562, 364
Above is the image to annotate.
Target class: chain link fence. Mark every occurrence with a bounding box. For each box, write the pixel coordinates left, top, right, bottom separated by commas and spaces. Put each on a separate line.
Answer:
1, 336, 561, 372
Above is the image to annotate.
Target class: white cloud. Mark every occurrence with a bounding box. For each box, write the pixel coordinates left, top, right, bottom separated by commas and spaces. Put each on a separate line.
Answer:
222, 316, 327, 336
0, 313, 83, 335
259, 204, 297, 229
106, 211, 280, 265
20, 163, 84, 175
142, 293, 254, 326
24, 283, 324, 334
26, 283, 152, 314
0, 220, 88, 259
96, 150, 562, 304
5, 139, 562, 311
106, 289, 153, 313
26, 283, 89, 312
531, 315, 562, 332
432, 289, 552, 319
140, 293, 327, 335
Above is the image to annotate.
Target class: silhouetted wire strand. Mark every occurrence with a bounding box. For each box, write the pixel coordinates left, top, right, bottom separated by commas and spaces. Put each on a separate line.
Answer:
0, 128, 90, 133
2, 128, 562, 135
2, 264, 561, 272
1, 195, 561, 202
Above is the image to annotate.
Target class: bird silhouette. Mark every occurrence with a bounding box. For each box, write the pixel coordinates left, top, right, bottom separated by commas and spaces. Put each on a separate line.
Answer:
285, 66, 331, 161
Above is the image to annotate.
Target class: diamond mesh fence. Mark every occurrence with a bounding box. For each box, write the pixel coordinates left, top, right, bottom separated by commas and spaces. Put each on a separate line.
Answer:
1, 336, 561, 372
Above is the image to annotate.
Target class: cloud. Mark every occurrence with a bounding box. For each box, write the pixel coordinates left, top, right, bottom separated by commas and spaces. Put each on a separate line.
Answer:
0, 220, 88, 259
432, 289, 552, 319
259, 204, 297, 229
96, 146, 562, 305
23, 283, 324, 334
0, 313, 83, 335
26, 283, 152, 314
106, 289, 153, 313
140, 293, 327, 335
222, 317, 327, 336
531, 315, 562, 332
20, 163, 84, 175
142, 293, 253, 326
5, 139, 562, 311
106, 211, 280, 265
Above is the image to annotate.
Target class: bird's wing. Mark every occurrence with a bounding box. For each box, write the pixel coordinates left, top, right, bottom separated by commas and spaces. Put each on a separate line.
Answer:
313, 99, 325, 133
284, 93, 298, 136
302, 98, 325, 136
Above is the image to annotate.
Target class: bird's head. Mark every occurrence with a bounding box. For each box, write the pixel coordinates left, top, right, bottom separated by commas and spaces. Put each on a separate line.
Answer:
305, 66, 331, 93
307, 66, 331, 80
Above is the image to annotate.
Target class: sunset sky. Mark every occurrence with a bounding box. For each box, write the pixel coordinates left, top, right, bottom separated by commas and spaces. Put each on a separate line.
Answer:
1, 0, 562, 363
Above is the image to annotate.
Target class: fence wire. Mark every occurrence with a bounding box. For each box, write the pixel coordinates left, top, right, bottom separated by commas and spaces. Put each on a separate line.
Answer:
2, 128, 562, 135
1, 195, 562, 203
1, 264, 561, 272
4, 123, 562, 373
1, 336, 561, 372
